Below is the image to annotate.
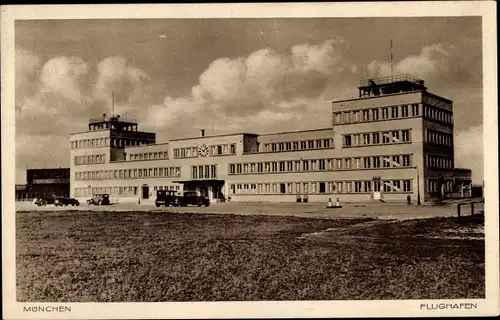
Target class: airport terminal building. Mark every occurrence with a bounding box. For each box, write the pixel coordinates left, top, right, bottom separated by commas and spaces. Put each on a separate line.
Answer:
70, 75, 472, 204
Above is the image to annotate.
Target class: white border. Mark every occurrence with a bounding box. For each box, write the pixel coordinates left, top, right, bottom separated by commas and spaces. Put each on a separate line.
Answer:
2, 2, 498, 319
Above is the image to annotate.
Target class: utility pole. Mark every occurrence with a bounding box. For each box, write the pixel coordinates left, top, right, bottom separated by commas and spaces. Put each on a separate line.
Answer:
417, 166, 421, 205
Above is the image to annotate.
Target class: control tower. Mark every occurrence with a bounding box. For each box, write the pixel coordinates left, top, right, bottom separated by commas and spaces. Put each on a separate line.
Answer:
69, 114, 156, 196
358, 74, 427, 98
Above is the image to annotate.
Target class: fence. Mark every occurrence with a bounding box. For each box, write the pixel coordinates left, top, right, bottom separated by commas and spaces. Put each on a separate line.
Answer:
457, 200, 484, 218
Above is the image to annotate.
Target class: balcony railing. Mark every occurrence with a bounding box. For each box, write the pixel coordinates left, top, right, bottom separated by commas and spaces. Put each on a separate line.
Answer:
359, 74, 423, 87
89, 115, 137, 123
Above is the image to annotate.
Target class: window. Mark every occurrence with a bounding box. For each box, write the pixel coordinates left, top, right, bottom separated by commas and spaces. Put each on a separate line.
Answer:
300, 141, 307, 149
372, 108, 379, 120
344, 112, 351, 123
391, 106, 399, 118
336, 182, 343, 193
381, 108, 389, 119
258, 163, 263, 172
236, 164, 242, 174
364, 181, 372, 192
364, 157, 371, 169
319, 182, 326, 193
323, 139, 330, 148
355, 181, 362, 192
383, 181, 391, 192
230, 164, 235, 174
363, 133, 370, 145
402, 155, 411, 167
303, 160, 309, 171
345, 158, 351, 169
402, 130, 411, 142
383, 156, 391, 168
401, 105, 409, 117
308, 140, 314, 149
393, 180, 401, 191
344, 135, 352, 147
382, 132, 390, 144
211, 165, 217, 178
362, 110, 370, 121
372, 132, 380, 144
403, 180, 411, 192
280, 183, 286, 194
392, 130, 400, 143
412, 104, 419, 116
319, 159, 325, 170
392, 155, 401, 167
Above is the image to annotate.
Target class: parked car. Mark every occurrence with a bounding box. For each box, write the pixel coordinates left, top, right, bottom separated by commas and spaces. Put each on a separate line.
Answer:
54, 196, 80, 206
87, 194, 110, 205
35, 197, 54, 206
155, 190, 178, 207
173, 191, 210, 207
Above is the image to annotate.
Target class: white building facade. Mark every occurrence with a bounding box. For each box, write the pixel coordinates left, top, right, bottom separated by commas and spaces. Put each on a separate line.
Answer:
70, 75, 472, 204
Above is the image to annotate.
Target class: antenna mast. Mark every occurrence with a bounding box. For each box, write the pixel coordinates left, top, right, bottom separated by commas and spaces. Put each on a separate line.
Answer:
390, 39, 394, 81
112, 91, 115, 118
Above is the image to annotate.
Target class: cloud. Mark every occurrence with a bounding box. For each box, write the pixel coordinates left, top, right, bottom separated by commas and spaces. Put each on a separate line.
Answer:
15, 47, 41, 104
454, 125, 483, 184
93, 56, 151, 110
39, 56, 89, 104
143, 38, 356, 133
367, 44, 452, 79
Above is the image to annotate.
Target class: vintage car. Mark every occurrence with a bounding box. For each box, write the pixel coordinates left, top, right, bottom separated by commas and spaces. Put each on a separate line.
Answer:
35, 197, 54, 206
173, 191, 210, 207
54, 196, 80, 206
87, 194, 110, 205
155, 190, 178, 207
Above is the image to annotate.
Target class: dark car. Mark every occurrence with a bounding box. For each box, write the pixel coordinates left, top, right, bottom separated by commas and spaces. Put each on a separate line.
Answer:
155, 190, 177, 207
174, 191, 210, 207
54, 196, 80, 206
35, 197, 55, 206
87, 194, 110, 205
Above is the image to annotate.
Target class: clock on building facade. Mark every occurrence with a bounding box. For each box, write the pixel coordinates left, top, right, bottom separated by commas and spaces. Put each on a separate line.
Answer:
198, 144, 210, 157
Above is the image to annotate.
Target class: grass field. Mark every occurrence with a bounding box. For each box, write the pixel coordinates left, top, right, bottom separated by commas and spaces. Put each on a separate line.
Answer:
16, 210, 484, 301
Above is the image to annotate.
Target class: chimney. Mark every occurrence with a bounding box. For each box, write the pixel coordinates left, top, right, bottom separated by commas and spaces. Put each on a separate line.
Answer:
200, 129, 205, 137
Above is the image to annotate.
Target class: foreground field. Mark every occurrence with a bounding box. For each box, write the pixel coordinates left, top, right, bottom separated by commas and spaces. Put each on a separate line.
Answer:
16, 210, 484, 301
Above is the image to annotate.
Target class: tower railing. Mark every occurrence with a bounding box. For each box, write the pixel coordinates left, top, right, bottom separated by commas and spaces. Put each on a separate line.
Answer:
359, 74, 423, 87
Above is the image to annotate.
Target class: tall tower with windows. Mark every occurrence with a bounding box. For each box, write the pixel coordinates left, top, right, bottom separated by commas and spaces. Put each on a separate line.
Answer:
69, 114, 155, 197
332, 74, 462, 201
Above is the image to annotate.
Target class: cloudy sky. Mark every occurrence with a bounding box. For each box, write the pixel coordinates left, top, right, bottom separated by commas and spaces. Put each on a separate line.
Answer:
15, 17, 483, 183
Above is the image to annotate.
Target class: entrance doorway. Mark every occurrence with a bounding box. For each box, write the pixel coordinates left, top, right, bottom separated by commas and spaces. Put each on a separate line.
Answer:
142, 186, 149, 199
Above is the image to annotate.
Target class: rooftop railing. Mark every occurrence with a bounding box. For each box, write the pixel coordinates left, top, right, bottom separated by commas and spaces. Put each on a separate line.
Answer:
89, 115, 137, 123
359, 74, 424, 87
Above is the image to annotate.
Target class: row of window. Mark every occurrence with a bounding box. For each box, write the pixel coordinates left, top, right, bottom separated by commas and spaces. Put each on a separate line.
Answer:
426, 129, 453, 146
74, 186, 138, 197
426, 179, 454, 193
128, 151, 168, 161
423, 104, 453, 124
229, 179, 413, 195
263, 138, 333, 153
71, 138, 154, 149
343, 129, 411, 147
191, 165, 218, 179
74, 167, 181, 181
211, 143, 237, 156
426, 154, 453, 169
174, 147, 199, 159
333, 104, 420, 125
228, 154, 413, 175
74, 154, 106, 165
153, 185, 181, 191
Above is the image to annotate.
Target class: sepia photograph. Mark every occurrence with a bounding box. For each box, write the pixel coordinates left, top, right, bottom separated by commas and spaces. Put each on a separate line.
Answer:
2, 2, 499, 319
